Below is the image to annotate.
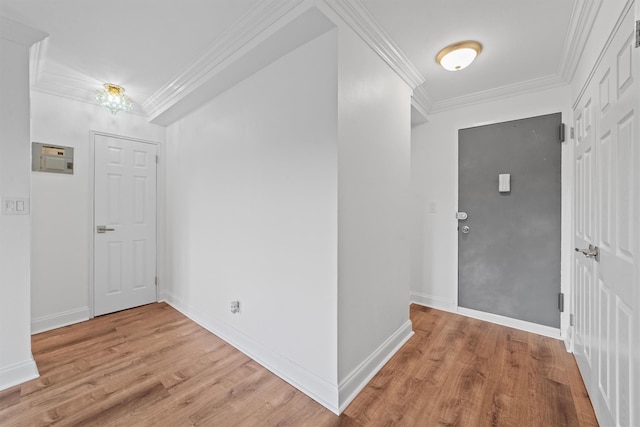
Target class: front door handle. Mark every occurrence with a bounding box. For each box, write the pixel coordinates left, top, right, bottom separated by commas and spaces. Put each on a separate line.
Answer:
97, 225, 115, 233
575, 244, 600, 262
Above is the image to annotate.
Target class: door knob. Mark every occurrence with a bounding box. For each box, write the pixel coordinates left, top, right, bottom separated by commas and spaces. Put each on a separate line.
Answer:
575, 244, 600, 262
461, 225, 470, 234
97, 225, 115, 233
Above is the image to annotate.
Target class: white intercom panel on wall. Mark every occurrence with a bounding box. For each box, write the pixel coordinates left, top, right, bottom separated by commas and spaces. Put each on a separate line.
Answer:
32, 142, 74, 174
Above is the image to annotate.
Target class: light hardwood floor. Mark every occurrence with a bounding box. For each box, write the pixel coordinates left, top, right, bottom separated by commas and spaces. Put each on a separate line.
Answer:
0, 303, 597, 426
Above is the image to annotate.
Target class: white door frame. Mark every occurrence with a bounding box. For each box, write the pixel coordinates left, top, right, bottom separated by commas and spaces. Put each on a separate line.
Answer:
88, 131, 161, 318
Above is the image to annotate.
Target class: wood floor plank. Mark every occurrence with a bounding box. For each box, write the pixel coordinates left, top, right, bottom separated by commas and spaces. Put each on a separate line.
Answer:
115, 354, 251, 426
0, 303, 598, 426
0, 357, 147, 424
0, 387, 20, 412
478, 328, 528, 427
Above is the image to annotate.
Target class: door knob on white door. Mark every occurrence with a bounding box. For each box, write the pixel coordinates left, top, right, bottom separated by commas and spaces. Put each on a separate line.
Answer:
574, 245, 599, 262
96, 225, 115, 233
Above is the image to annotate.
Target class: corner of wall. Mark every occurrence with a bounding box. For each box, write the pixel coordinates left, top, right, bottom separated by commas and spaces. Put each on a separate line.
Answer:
162, 291, 341, 414
0, 357, 39, 392
337, 321, 413, 413
0, 18, 46, 393
410, 292, 456, 313
31, 306, 90, 335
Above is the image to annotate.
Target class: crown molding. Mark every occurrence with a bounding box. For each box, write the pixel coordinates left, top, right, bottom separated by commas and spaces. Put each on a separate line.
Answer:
143, 0, 310, 118
410, 101, 429, 127
558, 0, 602, 82
417, 0, 597, 117
31, 65, 97, 103
31, 78, 100, 108
28, 0, 328, 122
321, 0, 425, 90
26, 1, 310, 120
410, 86, 432, 126
428, 74, 566, 114
29, 37, 48, 86
20, 0, 600, 123
412, 86, 433, 115
0, 16, 48, 46
32, 74, 148, 117
320, 0, 594, 118
143, 0, 599, 120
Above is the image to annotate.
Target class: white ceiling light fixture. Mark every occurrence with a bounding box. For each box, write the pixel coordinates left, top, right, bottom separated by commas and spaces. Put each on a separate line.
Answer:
95, 83, 133, 115
436, 41, 483, 71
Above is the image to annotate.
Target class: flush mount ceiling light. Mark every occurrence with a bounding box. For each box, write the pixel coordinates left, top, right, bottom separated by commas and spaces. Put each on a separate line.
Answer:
436, 41, 483, 71
95, 83, 133, 115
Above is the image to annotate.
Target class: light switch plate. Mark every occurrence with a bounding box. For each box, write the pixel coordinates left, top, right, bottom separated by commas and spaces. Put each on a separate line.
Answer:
2, 197, 30, 215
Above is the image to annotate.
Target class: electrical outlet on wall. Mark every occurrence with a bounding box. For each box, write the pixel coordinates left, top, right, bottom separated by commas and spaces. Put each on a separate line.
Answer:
230, 300, 240, 314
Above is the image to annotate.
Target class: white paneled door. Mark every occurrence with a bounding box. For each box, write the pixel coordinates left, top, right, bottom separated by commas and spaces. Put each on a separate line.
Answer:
94, 134, 157, 316
573, 6, 639, 426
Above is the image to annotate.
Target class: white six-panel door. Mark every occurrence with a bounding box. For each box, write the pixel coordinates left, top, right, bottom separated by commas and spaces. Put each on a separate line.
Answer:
573, 5, 639, 426
94, 134, 157, 316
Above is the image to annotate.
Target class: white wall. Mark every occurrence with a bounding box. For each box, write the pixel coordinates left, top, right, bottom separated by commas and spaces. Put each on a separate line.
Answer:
336, 26, 413, 403
163, 15, 415, 412
30, 92, 165, 333
0, 22, 45, 390
411, 86, 573, 336
163, 30, 340, 409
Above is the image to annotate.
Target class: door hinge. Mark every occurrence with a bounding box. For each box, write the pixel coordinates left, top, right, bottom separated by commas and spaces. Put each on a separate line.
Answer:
155, 276, 158, 286
156, 155, 159, 164
570, 127, 575, 140
559, 123, 566, 142
636, 20, 640, 48
570, 313, 574, 326
558, 292, 565, 312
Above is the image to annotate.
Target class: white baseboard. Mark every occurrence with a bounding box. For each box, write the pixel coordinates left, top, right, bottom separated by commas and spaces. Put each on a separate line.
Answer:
0, 357, 39, 391
456, 307, 562, 340
338, 320, 414, 413
163, 293, 341, 414
31, 306, 90, 335
158, 290, 170, 303
410, 291, 456, 313
411, 296, 562, 340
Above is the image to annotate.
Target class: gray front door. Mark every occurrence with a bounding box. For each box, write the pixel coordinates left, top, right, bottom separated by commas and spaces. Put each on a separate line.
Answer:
458, 113, 561, 328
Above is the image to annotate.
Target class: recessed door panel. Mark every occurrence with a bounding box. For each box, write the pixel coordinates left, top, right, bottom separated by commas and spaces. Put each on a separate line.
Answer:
107, 242, 123, 295
134, 176, 146, 224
